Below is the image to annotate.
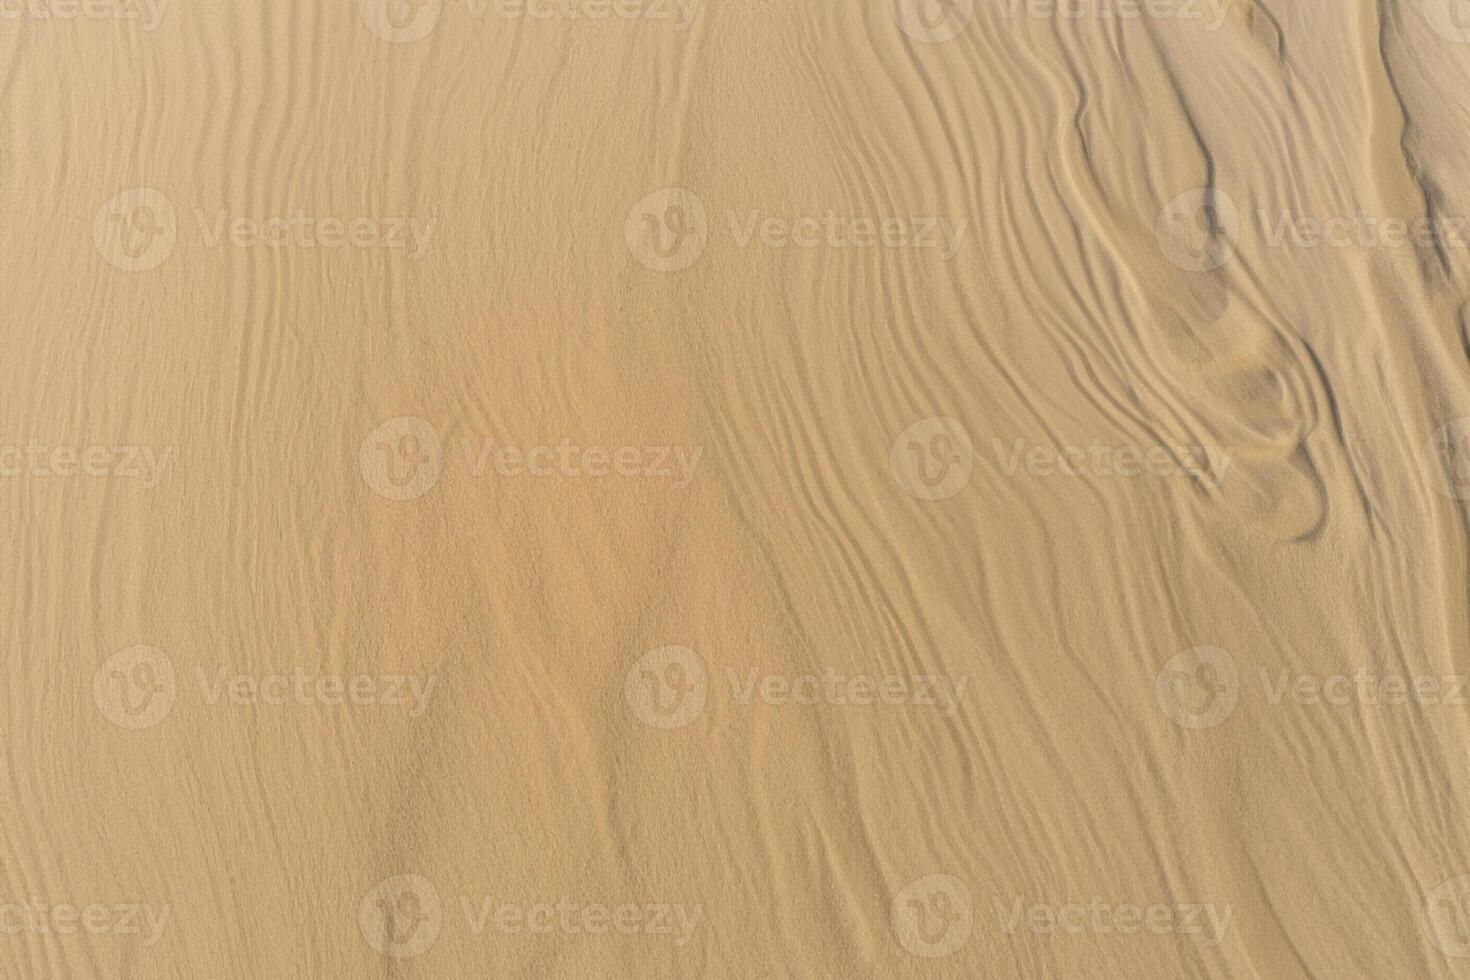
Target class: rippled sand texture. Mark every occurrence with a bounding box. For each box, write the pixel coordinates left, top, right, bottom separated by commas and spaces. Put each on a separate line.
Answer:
6, 0, 1470, 975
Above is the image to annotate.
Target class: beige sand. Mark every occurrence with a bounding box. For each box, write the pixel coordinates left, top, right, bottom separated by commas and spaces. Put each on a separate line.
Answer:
5, 0, 1470, 975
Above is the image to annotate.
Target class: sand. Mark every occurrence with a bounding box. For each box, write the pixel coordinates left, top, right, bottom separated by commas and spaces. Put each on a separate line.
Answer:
5, 0, 1470, 975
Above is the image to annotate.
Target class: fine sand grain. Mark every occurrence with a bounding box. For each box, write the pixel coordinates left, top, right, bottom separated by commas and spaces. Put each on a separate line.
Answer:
5, 0, 1470, 976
